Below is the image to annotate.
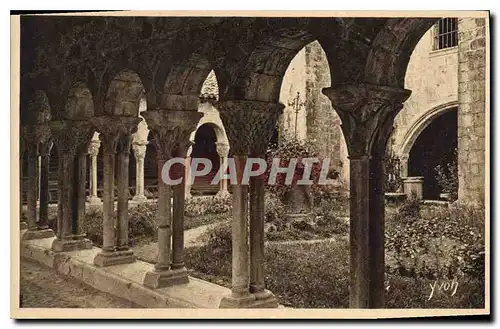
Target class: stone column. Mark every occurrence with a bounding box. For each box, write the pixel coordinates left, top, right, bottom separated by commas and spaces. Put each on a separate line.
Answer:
75, 147, 88, 236
50, 120, 93, 251
20, 134, 27, 229
218, 100, 283, 308
132, 141, 148, 203
171, 140, 193, 271
184, 145, 193, 199
399, 154, 409, 178
87, 137, 102, 205
323, 84, 410, 308
215, 142, 230, 199
116, 134, 135, 256
38, 139, 53, 230
92, 116, 140, 267
142, 109, 202, 288
22, 124, 55, 240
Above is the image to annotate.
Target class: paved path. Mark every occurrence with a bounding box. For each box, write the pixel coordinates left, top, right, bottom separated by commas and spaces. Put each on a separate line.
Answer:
132, 222, 218, 264
19, 258, 141, 308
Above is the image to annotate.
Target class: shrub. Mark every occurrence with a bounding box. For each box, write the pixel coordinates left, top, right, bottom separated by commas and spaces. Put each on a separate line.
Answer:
184, 196, 231, 217
385, 203, 485, 281
264, 193, 286, 224
79, 207, 104, 246
434, 148, 458, 201
202, 220, 232, 254
395, 192, 421, 222
128, 203, 158, 245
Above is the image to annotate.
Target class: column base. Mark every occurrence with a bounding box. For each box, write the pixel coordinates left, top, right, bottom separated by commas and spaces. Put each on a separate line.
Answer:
185, 192, 192, 199
87, 196, 102, 205
22, 228, 55, 240
51, 235, 93, 252
132, 195, 148, 203
143, 267, 189, 289
20, 222, 28, 230
216, 190, 231, 199
219, 290, 279, 308
93, 249, 136, 267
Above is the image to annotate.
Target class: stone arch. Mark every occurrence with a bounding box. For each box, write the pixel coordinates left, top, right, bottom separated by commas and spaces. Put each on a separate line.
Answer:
398, 101, 459, 158
104, 69, 145, 116
64, 82, 95, 120
162, 54, 215, 111
25, 90, 52, 124
364, 18, 438, 87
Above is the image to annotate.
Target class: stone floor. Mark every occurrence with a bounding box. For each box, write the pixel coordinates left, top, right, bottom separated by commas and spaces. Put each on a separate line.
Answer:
20, 258, 141, 308
20, 229, 231, 308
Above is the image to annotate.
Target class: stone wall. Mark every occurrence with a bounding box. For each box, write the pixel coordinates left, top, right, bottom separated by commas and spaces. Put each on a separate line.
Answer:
457, 17, 487, 205
279, 41, 349, 186
391, 26, 459, 159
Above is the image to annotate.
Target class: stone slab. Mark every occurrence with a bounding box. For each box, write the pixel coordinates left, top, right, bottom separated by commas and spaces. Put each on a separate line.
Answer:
20, 235, 232, 308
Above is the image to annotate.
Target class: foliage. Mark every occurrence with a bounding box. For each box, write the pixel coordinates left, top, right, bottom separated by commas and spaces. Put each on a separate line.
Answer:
395, 192, 421, 222
385, 203, 485, 280
434, 148, 459, 201
264, 137, 323, 201
385, 154, 403, 193
184, 196, 232, 217
185, 232, 484, 308
264, 193, 286, 225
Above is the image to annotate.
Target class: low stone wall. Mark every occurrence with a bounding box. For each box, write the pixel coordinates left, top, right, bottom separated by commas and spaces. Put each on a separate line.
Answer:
20, 230, 231, 308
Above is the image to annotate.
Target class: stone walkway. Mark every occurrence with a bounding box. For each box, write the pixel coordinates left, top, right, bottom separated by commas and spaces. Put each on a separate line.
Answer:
20, 258, 141, 308
132, 222, 219, 264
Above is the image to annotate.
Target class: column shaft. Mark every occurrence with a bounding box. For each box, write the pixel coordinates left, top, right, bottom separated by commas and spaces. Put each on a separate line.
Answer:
155, 159, 172, 271
91, 154, 99, 198
116, 151, 130, 250
75, 152, 87, 235
171, 168, 186, 269
60, 154, 75, 238
101, 152, 116, 252
368, 156, 386, 308
349, 156, 371, 308
249, 174, 265, 293
26, 151, 38, 230
38, 153, 50, 229
230, 155, 250, 297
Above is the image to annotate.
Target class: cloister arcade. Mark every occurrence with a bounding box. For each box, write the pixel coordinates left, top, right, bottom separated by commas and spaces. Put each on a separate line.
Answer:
19, 16, 443, 308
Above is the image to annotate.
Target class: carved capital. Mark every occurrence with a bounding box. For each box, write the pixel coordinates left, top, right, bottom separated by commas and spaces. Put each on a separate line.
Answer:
322, 84, 410, 157
91, 116, 142, 155
215, 142, 230, 158
132, 141, 148, 160
218, 100, 284, 155
88, 139, 101, 157
141, 110, 202, 160
22, 123, 52, 156
49, 120, 94, 156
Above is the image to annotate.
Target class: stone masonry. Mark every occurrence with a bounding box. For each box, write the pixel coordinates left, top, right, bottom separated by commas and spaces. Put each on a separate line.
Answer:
457, 17, 487, 205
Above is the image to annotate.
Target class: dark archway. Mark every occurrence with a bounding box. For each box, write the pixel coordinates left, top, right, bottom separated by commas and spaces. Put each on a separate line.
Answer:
408, 108, 458, 200
191, 123, 220, 195
144, 132, 159, 198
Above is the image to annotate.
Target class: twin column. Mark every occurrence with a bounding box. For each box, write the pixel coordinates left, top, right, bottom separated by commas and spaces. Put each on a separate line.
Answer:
141, 109, 203, 288
323, 84, 411, 308
21, 124, 56, 240
91, 116, 140, 267
218, 100, 284, 308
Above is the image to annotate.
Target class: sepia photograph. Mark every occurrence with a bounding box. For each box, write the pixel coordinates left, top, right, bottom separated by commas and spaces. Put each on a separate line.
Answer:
10, 9, 490, 319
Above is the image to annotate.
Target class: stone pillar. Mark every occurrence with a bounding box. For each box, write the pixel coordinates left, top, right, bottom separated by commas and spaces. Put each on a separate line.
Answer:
403, 176, 424, 199
75, 149, 88, 235
399, 154, 409, 178
38, 139, 53, 230
323, 84, 410, 308
184, 145, 193, 199
171, 140, 192, 271
22, 125, 55, 240
215, 142, 230, 199
457, 17, 487, 205
116, 135, 135, 256
87, 137, 102, 205
50, 120, 93, 251
132, 141, 148, 203
20, 135, 27, 229
92, 116, 140, 267
142, 109, 202, 288
218, 100, 283, 308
